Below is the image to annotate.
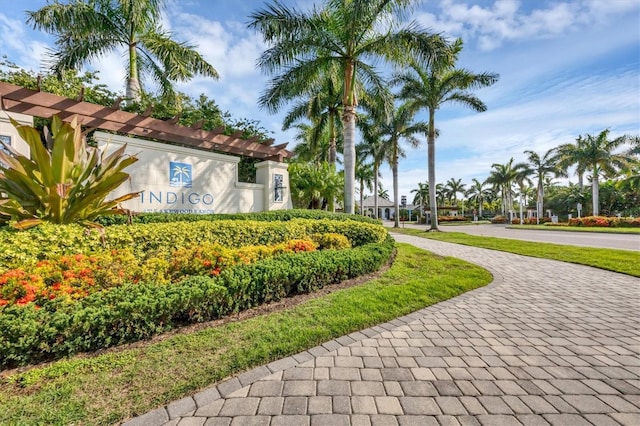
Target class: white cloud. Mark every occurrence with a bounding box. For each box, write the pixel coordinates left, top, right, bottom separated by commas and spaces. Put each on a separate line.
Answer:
379, 63, 639, 200
171, 12, 264, 80
416, 0, 638, 50
84, 49, 127, 95
0, 13, 48, 72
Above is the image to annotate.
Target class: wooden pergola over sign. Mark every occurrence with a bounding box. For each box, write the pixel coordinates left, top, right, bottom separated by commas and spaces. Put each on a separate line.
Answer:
0, 82, 292, 161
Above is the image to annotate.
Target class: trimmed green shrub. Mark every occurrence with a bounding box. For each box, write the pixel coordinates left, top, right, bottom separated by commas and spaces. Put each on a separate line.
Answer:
96, 209, 381, 226
0, 236, 394, 368
511, 217, 551, 225
568, 216, 640, 228
438, 216, 468, 222
0, 219, 387, 271
311, 233, 351, 250
491, 215, 508, 224
0, 239, 321, 308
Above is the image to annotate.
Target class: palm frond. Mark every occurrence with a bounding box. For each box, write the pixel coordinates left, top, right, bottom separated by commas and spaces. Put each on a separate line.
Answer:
140, 29, 219, 81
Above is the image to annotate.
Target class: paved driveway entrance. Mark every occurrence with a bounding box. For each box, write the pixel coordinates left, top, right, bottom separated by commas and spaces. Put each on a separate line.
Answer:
127, 234, 640, 426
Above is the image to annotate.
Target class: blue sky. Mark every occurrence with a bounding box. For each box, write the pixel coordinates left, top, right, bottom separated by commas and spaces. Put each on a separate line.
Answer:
1, 0, 639, 200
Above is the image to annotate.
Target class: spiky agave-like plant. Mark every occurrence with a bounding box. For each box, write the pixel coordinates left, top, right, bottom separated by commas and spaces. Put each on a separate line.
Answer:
0, 115, 140, 229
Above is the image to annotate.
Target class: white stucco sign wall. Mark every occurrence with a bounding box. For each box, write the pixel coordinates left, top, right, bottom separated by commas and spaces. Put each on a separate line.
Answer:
0, 111, 32, 159
95, 132, 292, 214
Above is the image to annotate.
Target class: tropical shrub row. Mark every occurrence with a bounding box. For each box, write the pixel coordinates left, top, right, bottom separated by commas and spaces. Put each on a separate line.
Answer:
0, 235, 394, 368
0, 219, 385, 271
510, 217, 551, 225
0, 238, 326, 307
95, 209, 381, 226
567, 216, 640, 228
491, 215, 508, 224
438, 216, 468, 222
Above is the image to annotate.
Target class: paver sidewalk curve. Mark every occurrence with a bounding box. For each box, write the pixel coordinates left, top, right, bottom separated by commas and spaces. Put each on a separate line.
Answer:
125, 234, 640, 426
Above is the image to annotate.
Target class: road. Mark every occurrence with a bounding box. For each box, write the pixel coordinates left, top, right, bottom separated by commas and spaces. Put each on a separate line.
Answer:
395, 223, 640, 251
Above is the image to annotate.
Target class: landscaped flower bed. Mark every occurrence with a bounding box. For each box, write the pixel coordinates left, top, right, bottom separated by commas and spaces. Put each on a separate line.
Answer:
491, 215, 508, 224
568, 216, 640, 227
0, 218, 385, 272
0, 239, 320, 307
0, 214, 392, 369
510, 217, 551, 225
438, 216, 468, 222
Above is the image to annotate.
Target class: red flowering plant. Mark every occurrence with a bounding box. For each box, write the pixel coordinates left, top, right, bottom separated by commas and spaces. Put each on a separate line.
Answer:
0, 269, 44, 306
169, 243, 234, 280
0, 251, 142, 307
0, 238, 320, 308
169, 239, 317, 280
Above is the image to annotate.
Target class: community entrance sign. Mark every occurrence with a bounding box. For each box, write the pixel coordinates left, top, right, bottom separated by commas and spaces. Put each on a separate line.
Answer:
0, 82, 294, 214
96, 132, 292, 214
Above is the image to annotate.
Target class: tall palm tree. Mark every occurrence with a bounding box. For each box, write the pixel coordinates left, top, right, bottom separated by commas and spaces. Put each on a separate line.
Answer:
290, 123, 330, 164
355, 159, 375, 215
555, 129, 632, 216
27, 0, 218, 101
281, 66, 344, 167
411, 181, 430, 216
444, 177, 466, 206
522, 149, 565, 223
358, 117, 388, 220
466, 178, 490, 218
556, 135, 590, 193
394, 39, 498, 230
486, 158, 526, 217
289, 161, 343, 210
378, 188, 390, 201
380, 103, 427, 228
249, 0, 448, 214
435, 183, 447, 207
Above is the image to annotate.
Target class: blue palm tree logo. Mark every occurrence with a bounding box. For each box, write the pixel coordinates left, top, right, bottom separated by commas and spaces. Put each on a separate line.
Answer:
169, 162, 192, 187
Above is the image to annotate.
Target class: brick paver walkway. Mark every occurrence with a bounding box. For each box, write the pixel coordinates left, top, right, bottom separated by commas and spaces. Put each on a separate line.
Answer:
125, 234, 640, 426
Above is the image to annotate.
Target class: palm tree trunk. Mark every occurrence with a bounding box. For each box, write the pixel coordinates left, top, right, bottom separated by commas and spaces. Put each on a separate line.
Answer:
427, 109, 438, 231
328, 114, 337, 212
360, 180, 364, 215
479, 198, 483, 218
592, 166, 599, 216
342, 106, 356, 214
510, 190, 514, 215
393, 146, 400, 228
374, 163, 379, 220
328, 114, 337, 167
328, 138, 337, 167
328, 148, 336, 212
126, 42, 141, 101
342, 60, 356, 215
537, 180, 543, 224
578, 172, 584, 192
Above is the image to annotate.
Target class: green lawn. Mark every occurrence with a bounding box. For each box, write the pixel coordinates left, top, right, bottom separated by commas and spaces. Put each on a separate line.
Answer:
506, 224, 640, 234
0, 243, 491, 426
391, 228, 640, 277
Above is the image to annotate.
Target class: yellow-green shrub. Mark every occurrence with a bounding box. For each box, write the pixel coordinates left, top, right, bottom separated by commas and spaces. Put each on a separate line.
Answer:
0, 236, 395, 368
0, 219, 386, 271
311, 233, 351, 250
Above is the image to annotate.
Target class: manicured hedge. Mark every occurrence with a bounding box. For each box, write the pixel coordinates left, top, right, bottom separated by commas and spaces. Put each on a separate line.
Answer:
96, 209, 381, 226
0, 219, 387, 271
0, 236, 394, 369
491, 215, 508, 224
511, 217, 551, 225
568, 216, 640, 228
438, 216, 468, 222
